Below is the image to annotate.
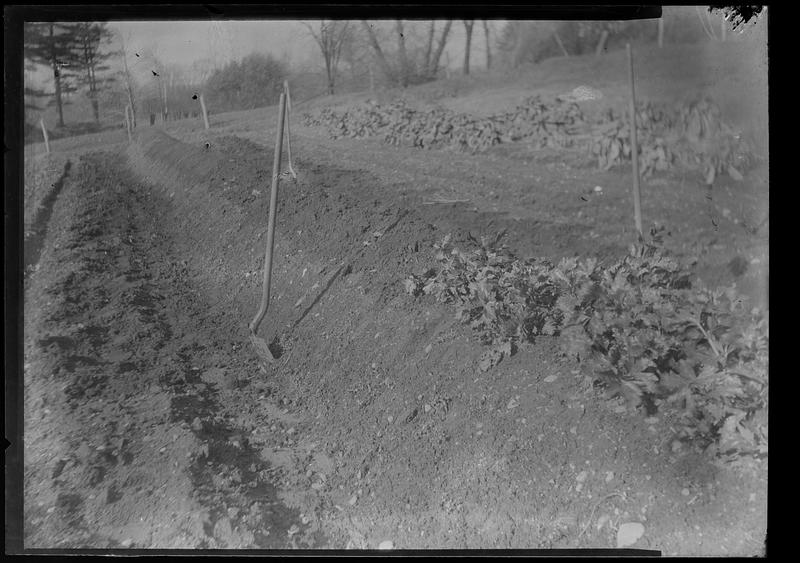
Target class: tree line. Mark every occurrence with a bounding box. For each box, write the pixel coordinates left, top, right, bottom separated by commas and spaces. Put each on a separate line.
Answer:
23, 11, 738, 139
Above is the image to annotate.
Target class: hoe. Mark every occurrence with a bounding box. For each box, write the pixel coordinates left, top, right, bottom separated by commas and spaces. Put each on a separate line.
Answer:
249, 88, 289, 364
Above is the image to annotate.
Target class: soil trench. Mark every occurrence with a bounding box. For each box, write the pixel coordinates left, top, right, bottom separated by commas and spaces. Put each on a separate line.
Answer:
24, 151, 325, 549
24, 160, 72, 278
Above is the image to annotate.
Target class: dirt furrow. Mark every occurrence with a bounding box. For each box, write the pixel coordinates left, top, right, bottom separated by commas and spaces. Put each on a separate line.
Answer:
23, 152, 325, 549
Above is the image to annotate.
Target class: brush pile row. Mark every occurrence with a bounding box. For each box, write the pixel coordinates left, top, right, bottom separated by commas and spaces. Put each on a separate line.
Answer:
590, 97, 757, 181
302, 96, 585, 153
304, 95, 758, 181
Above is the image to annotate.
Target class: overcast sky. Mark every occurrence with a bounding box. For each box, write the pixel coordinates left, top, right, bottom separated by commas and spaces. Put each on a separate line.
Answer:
25, 19, 490, 87
110, 20, 317, 68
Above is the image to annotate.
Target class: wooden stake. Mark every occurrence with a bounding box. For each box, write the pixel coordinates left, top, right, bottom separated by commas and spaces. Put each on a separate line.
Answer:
125, 104, 132, 142
40, 118, 50, 153
627, 43, 643, 237
199, 94, 210, 130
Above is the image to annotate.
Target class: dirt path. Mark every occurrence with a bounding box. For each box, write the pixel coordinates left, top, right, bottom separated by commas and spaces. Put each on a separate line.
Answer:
23, 132, 767, 554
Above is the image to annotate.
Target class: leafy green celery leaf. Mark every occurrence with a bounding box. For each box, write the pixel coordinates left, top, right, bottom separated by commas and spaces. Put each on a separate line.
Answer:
621, 381, 644, 406
659, 371, 688, 393
695, 363, 722, 384
541, 319, 558, 336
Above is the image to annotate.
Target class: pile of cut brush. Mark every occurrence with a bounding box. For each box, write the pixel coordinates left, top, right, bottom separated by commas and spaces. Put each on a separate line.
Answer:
304, 94, 759, 182
589, 96, 758, 181
302, 96, 585, 153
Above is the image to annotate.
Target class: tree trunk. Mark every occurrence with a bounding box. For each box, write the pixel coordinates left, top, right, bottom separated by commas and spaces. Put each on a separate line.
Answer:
429, 20, 453, 77
395, 21, 409, 87
423, 21, 435, 73
120, 35, 137, 127
463, 20, 474, 75
553, 30, 569, 57
49, 24, 65, 128
658, 18, 664, 48
483, 20, 492, 70
326, 57, 335, 94
595, 29, 609, 56
361, 21, 396, 85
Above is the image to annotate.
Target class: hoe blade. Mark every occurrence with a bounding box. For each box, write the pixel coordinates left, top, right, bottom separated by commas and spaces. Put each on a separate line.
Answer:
250, 332, 277, 364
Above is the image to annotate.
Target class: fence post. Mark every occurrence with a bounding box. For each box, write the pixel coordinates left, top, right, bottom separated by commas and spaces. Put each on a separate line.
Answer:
200, 94, 210, 130
40, 118, 50, 154
125, 104, 132, 142
627, 43, 643, 237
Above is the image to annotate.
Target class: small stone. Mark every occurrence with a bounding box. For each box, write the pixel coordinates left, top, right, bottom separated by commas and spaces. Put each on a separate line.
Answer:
348, 495, 358, 506
616, 522, 645, 548
644, 416, 658, 424
682, 488, 690, 496
287, 524, 300, 536
424, 344, 432, 354
121, 538, 133, 548
594, 186, 603, 193
424, 404, 432, 413
507, 398, 519, 410
378, 540, 394, 550
605, 471, 614, 483
387, 416, 393, 423
576, 470, 589, 483
543, 375, 558, 383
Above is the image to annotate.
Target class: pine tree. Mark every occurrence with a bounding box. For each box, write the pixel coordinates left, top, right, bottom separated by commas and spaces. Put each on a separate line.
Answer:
66, 23, 117, 123
24, 22, 79, 128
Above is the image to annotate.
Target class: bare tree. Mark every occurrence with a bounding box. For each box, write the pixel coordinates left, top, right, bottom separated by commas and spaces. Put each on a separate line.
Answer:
482, 20, 492, 70
117, 32, 137, 127
395, 20, 409, 87
427, 20, 453, 77
423, 22, 435, 73
553, 30, 569, 57
303, 20, 350, 95
463, 20, 475, 75
361, 20, 396, 85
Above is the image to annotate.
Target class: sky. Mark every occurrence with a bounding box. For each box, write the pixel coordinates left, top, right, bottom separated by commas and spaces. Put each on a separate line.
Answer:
110, 20, 318, 68
25, 20, 492, 88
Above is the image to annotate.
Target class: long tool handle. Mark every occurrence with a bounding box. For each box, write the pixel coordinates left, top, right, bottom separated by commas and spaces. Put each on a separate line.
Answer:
284, 80, 297, 179
627, 43, 643, 237
250, 92, 287, 334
